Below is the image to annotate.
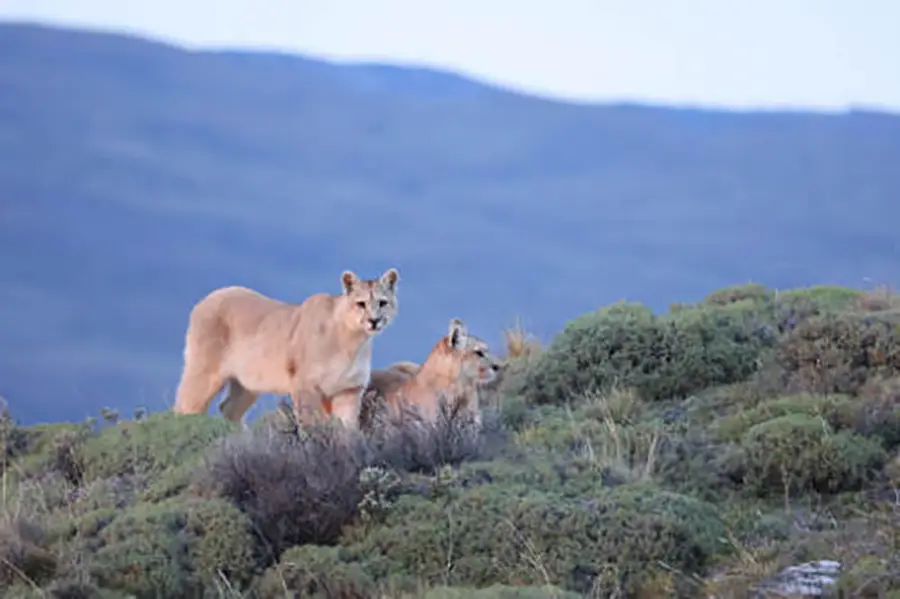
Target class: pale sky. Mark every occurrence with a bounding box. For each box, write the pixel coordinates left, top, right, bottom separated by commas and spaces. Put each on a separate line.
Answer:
2, 0, 899, 111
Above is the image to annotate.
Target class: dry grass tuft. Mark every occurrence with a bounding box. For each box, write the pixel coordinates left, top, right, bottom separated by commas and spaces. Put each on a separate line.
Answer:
854, 284, 900, 312
502, 318, 542, 361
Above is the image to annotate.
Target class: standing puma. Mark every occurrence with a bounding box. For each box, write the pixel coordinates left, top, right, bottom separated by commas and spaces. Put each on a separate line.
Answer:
361, 318, 501, 429
171, 268, 399, 430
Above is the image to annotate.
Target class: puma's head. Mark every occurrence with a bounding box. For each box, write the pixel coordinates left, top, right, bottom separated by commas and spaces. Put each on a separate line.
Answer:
340, 267, 399, 335
445, 318, 502, 385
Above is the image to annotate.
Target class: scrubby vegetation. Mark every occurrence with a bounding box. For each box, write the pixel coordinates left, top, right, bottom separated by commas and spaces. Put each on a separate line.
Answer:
2, 283, 899, 598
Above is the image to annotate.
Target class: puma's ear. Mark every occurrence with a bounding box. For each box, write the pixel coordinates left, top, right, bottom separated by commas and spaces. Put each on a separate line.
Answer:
341, 270, 359, 295
380, 267, 399, 291
448, 318, 468, 350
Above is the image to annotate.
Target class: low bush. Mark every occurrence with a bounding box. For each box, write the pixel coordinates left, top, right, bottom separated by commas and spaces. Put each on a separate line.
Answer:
512, 406, 664, 483
68, 474, 143, 515
193, 421, 369, 560
367, 399, 490, 474
774, 285, 863, 315
355, 482, 726, 595
515, 301, 766, 406
0, 399, 29, 474
0, 516, 57, 587
86, 497, 259, 598
254, 544, 378, 599
420, 585, 581, 599
704, 282, 775, 306
855, 375, 900, 449
714, 393, 858, 442
732, 413, 887, 498
78, 412, 238, 483
774, 312, 900, 395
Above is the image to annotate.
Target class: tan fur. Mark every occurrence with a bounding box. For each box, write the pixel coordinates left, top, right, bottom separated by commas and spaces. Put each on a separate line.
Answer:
171, 267, 400, 430
386, 360, 421, 379
375, 319, 502, 427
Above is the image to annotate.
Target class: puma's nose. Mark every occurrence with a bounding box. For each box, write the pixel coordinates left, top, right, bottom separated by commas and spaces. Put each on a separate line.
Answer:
368, 318, 381, 330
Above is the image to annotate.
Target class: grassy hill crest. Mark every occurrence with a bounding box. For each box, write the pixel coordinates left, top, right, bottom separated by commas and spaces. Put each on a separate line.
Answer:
2, 281, 899, 596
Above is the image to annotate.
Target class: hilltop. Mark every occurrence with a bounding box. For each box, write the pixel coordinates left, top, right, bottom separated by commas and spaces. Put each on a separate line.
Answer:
1, 282, 899, 597
1, 22, 900, 423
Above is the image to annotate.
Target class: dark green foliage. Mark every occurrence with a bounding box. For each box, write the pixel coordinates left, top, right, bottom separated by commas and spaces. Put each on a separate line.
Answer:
714, 393, 859, 442
705, 283, 775, 306
355, 483, 726, 595
88, 497, 258, 598
516, 301, 765, 405
855, 376, 900, 449
1, 583, 133, 599
79, 412, 239, 483
255, 545, 378, 598
775, 286, 864, 315
139, 462, 197, 503
420, 586, 581, 599
732, 414, 887, 497
0, 399, 29, 474
0, 516, 57, 587
68, 474, 143, 515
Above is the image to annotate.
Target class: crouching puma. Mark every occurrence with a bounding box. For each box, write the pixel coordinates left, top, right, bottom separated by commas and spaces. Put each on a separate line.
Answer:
171, 268, 400, 430
360, 318, 502, 430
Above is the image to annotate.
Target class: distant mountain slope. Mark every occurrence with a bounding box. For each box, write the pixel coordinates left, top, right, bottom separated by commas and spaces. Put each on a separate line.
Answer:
1, 22, 899, 424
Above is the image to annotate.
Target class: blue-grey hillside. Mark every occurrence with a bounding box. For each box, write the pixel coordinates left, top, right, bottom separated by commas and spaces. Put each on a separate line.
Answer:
2, 22, 899, 424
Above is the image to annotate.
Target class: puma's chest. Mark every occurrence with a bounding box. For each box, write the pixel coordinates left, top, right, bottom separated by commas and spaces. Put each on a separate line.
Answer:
341, 350, 371, 387
319, 341, 372, 395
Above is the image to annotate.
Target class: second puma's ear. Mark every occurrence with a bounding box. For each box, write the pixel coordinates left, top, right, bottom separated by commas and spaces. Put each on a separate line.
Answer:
380, 267, 399, 292
448, 318, 468, 350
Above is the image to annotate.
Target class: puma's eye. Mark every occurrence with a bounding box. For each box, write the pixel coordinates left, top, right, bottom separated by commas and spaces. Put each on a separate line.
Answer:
475, 350, 485, 358
355, 301, 367, 309
378, 299, 388, 308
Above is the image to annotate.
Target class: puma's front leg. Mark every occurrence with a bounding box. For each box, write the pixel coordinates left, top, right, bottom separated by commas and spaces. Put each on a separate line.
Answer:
329, 386, 364, 430
290, 386, 328, 427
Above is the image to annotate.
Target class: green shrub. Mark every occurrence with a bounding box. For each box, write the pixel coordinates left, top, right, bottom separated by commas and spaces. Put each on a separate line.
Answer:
774, 312, 900, 395
79, 412, 238, 482
88, 497, 259, 598
516, 301, 764, 406
0, 516, 57, 587
355, 482, 726, 595
48, 506, 119, 548
421, 585, 581, 599
255, 545, 378, 599
1, 583, 132, 599
775, 285, 864, 314
660, 303, 771, 377
69, 474, 143, 515
855, 376, 900, 449
0, 400, 29, 474
512, 405, 665, 484
140, 462, 197, 503
8, 420, 96, 486
714, 393, 858, 442
705, 283, 775, 306
733, 414, 887, 497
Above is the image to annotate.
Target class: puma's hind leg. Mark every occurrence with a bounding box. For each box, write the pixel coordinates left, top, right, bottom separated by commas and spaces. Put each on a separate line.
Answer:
218, 379, 259, 426
173, 359, 226, 416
